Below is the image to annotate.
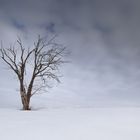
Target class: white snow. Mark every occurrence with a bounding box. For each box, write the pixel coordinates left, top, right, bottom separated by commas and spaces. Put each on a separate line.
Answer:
0, 107, 140, 140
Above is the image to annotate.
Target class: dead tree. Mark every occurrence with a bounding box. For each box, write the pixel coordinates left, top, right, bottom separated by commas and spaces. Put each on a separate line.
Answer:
0, 36, 66, 110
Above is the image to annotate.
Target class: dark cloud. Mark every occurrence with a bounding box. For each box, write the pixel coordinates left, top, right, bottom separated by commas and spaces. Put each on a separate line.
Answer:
0, 0, 140, 107
11, 18, 26, 31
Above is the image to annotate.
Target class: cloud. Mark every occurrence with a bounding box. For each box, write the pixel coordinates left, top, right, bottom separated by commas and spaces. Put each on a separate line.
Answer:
0, 0, 140, 107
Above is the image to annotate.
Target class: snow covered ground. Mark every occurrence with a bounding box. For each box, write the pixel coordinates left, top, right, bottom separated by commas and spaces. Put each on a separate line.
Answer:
0, 107, 140, 140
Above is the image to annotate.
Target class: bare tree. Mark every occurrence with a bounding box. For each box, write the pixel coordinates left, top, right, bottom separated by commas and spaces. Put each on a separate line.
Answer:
0, 36, 66, 110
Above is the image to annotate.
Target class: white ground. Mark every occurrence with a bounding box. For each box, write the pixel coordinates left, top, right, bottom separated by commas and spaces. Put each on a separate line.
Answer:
0, 107, 140, 140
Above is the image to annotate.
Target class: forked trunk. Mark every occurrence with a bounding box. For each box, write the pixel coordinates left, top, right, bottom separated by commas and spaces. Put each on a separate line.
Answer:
20, 91, 31, 110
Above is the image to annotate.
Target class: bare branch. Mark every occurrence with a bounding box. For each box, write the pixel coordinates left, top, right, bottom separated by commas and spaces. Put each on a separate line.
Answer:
0, 47, 20, 77
0, 35, 68, 110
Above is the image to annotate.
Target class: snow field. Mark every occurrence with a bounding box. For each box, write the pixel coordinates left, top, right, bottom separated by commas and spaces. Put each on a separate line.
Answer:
0, 108, 140, 140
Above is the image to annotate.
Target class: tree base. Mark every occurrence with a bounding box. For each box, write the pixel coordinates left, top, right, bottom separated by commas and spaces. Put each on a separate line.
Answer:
22, 106, 31, 111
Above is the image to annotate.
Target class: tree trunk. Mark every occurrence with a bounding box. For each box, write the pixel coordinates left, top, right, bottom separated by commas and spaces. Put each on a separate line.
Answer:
20, 91, 31, 110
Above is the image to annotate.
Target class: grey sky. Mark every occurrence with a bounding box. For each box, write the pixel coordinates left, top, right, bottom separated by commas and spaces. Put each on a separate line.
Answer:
0, 0, 140, 108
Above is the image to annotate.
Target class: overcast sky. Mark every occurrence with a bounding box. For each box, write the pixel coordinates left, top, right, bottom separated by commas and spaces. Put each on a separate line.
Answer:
0, 0, 140, 108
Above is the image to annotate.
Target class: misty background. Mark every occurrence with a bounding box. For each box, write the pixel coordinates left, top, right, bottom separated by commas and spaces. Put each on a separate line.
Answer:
0, 0, 140, 108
